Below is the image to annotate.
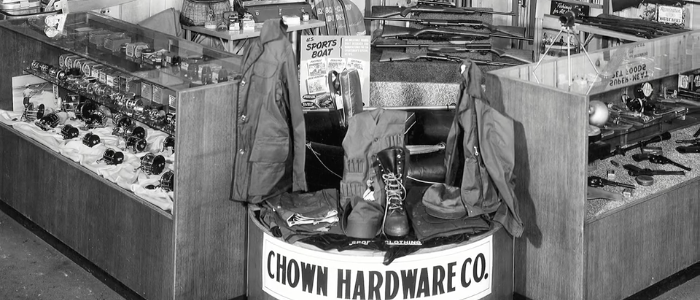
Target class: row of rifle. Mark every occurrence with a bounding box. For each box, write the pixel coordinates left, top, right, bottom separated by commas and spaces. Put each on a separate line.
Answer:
575, 14, 689, 39
366, 0, 533, 66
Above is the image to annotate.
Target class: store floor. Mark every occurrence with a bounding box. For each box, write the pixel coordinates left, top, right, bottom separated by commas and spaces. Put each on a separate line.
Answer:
0, 201, 698, 300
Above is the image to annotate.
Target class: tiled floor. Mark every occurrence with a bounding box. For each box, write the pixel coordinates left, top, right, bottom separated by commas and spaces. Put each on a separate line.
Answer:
0, 201, 697, 300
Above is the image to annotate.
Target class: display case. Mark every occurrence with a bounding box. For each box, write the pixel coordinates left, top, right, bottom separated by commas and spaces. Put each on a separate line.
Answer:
0, 12, 246, 300
486, 31, 700, 299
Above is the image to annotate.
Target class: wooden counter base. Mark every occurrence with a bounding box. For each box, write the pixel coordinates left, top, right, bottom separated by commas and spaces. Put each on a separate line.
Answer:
0, 123, 174, 300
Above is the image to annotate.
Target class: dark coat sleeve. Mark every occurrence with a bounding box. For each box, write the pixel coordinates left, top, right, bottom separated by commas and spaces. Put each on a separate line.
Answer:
282, 44, 308, 192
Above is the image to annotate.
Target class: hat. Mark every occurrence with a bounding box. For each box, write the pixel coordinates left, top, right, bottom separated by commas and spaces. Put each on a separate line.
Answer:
421, 183, 468, 219
405, 186, 490, 241
341, 196, 383, 239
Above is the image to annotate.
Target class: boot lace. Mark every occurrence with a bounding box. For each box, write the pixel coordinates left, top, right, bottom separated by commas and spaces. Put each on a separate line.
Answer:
383, 172, 406, 211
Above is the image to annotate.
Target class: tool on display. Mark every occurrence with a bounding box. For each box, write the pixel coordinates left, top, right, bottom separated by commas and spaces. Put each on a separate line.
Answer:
676, 144, 700, 153
587, 176, 636, 189
623, 164, 685, 176
676, 138, 700, 144
632, 153, 692, 171
594, 132, 672, 161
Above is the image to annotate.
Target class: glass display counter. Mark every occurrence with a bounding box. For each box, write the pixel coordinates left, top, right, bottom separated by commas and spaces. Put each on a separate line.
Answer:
0, 12, 246, 300
487, 31, 700, 300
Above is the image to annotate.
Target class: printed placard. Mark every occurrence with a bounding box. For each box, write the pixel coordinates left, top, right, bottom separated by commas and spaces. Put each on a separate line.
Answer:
657, 5, 684, 25
299, 35, 370, 107
262, 234, 493, 300
549, 0, 590, 17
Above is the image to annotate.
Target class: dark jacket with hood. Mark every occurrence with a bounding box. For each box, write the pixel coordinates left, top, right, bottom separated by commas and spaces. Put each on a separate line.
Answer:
230, 19, 307, 203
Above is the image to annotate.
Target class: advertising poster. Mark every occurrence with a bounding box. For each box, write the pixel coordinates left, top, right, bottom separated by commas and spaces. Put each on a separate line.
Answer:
12, 75, 59, 113
262, 234, 493, 300
299, 35, 371, 108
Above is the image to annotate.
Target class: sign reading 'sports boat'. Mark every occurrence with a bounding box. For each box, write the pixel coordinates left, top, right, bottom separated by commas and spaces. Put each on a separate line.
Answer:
262, 234, 493, 300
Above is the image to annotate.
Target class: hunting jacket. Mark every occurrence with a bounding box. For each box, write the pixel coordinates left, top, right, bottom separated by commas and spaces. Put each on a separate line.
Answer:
443, 60, 524, 237
231, 19, 307, 203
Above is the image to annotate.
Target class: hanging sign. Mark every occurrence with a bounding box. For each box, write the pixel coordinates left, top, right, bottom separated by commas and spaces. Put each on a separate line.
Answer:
549, 1, 590, 17
261, 234, 493, 300
657, 5, 684, 26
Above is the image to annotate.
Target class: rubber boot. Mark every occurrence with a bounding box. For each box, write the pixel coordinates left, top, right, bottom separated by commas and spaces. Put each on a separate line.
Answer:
374, 146, 410, 238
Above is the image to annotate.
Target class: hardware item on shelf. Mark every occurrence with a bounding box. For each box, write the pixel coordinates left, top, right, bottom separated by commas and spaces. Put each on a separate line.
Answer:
587, 175, 636, 189
676, 144, 700, 153
146, 108, 167, 123
60, 124, 80, 140
623, 164, 685, 176
632, 153, 692, 171
159, 170, 175, 191
164, 113, 176, 132
21, 102, 44, 122
82, 132, 101, 147
98, 148, 125, 165
139, 153, 166, 175
163, 136, 175, 154
35, 113, 60, 131
103, 35, 132, 52
125, 135, 147, 153
635, 174, 655, 186
75, 100, 99, 121
589, 132, 672, 162
125, 97, 145, 118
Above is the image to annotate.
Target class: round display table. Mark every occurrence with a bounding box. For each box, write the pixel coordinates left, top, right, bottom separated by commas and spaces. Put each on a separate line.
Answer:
247, 210, 514, 300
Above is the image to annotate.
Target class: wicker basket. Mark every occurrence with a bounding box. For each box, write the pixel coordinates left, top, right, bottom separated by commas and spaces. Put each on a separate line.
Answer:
180, 0, 231, 26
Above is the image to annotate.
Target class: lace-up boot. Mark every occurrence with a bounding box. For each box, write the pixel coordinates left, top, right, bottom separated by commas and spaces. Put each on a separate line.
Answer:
374, 146, 410, 238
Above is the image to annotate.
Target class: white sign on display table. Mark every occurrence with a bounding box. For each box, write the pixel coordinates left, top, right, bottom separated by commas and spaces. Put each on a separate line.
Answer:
261, 234, 493, 300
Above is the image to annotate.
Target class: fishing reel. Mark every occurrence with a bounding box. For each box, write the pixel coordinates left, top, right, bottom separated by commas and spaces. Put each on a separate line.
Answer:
125, 97, 145, 118
22, 103, 45, 122
163, 113, 176, 132
60, 124, 79, 140
82, 132, 101, 147
163, 136, 175, 154
97, 148, 125, 165
35, 113, 60, 131
125, 135, 147, 153
159, 170, 174, 191
75, 101, 99, 121
137, 153, 166, 175
85, 110, 108, 128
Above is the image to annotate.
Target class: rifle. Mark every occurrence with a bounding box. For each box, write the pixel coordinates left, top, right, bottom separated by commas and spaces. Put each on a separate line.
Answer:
374, 42, 492, 52
380, 24, 530, 40
379, 51, 462, 62
365, 16, 526, 38
370, 5, 515, 19
379, 51, 518, 66
427, 46, 532, 63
